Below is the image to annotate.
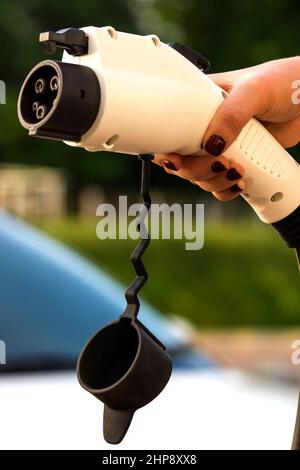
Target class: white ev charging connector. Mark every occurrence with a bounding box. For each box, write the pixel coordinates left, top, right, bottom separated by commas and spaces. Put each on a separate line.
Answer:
18, 26, 300, 234
17, 26, 300, 448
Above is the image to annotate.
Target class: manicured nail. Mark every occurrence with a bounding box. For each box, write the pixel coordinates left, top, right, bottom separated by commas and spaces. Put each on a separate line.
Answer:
205, 134, 226, 156
211, 161, 226, 173
230, 184, 242, 193
164, 160, 177, 171
227, 168, 242, 181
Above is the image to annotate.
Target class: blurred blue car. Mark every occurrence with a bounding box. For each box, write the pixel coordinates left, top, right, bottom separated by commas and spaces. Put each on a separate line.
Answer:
0, 211, 210, 372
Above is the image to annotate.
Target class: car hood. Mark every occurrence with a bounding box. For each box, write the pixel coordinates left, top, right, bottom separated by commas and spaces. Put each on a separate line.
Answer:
0, 369, 297, 450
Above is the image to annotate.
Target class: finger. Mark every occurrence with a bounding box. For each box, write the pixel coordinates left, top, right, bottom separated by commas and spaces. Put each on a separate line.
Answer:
156, 152, 234, 181
207, 73, 234, 92
154, 153, 183, 169
208, 67, 254, 90
212, 180, 246, 201
196, 163, 245, 192
155, 153, 245, 193
203, 77, 271, 156
167, 155, 231, 181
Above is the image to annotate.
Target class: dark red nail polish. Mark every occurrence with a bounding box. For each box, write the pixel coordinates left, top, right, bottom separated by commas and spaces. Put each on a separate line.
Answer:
227, 168, 242, 181
164, 160, 177, 171
211, 161, 226, 173
230, 184, 242, 193
205, 134, 226, 156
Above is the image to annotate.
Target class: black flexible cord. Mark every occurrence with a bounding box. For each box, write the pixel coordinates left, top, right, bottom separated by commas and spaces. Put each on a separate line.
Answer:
292, 247, 300, 450
121, 154, 153, 320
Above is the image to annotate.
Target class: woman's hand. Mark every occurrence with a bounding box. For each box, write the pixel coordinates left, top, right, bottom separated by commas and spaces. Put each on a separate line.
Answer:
154, 56, 300, 201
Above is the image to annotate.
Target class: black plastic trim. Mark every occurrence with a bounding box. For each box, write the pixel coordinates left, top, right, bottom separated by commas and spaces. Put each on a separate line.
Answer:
272, 205, 300, 248
168, 42, 210, 72
40, 28, 88, 56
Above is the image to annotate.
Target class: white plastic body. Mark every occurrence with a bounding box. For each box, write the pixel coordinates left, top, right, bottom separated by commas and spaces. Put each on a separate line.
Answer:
62, 26, 300, 224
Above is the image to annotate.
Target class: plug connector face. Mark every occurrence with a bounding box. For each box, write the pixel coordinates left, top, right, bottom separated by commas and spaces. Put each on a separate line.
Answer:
18, 60, 100, 142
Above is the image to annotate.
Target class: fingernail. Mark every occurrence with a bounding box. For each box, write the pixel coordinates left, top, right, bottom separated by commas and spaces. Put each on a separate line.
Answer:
230, 184, 242, 193
205, 135, 226, 156
227, 168, 242, 181
164, 160, 177, 171
211, 161, 227, 173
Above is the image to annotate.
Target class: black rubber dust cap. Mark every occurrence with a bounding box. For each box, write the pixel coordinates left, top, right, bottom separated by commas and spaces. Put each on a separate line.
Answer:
103, 406, 135, 445
77, 317, 172, 444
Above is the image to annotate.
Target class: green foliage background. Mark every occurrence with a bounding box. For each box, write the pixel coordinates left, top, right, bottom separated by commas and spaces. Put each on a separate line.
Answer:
36, 217, 300, 328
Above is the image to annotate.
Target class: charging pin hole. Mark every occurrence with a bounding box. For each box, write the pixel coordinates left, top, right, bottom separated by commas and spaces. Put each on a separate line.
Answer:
32, 101, 39, 111
36, 105, 47, 120
35, 78, 46, 94
50, 76, 59, 91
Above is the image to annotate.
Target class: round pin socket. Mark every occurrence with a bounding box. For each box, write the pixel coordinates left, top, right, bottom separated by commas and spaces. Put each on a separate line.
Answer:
50, 75, 59, 91
18, 60, 101, 142
36, 105, 47, 120
32, 101, 39, 111
34, 78, 46, 94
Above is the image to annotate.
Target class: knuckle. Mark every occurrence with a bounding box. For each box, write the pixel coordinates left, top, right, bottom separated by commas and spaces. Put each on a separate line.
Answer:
213, 192, 228, 201
205, 178, 231, 192
182, 166, 205, 182
196, 181, 209, 191
190, 159, 213, 181
221, 106, 247, 131
245, 75, 265, 93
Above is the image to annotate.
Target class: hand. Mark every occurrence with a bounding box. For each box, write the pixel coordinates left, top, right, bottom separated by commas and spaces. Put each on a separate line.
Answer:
154, 56, 300, 201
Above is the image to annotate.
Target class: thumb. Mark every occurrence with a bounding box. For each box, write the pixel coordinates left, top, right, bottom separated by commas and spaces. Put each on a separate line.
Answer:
203, 78, 268, 156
